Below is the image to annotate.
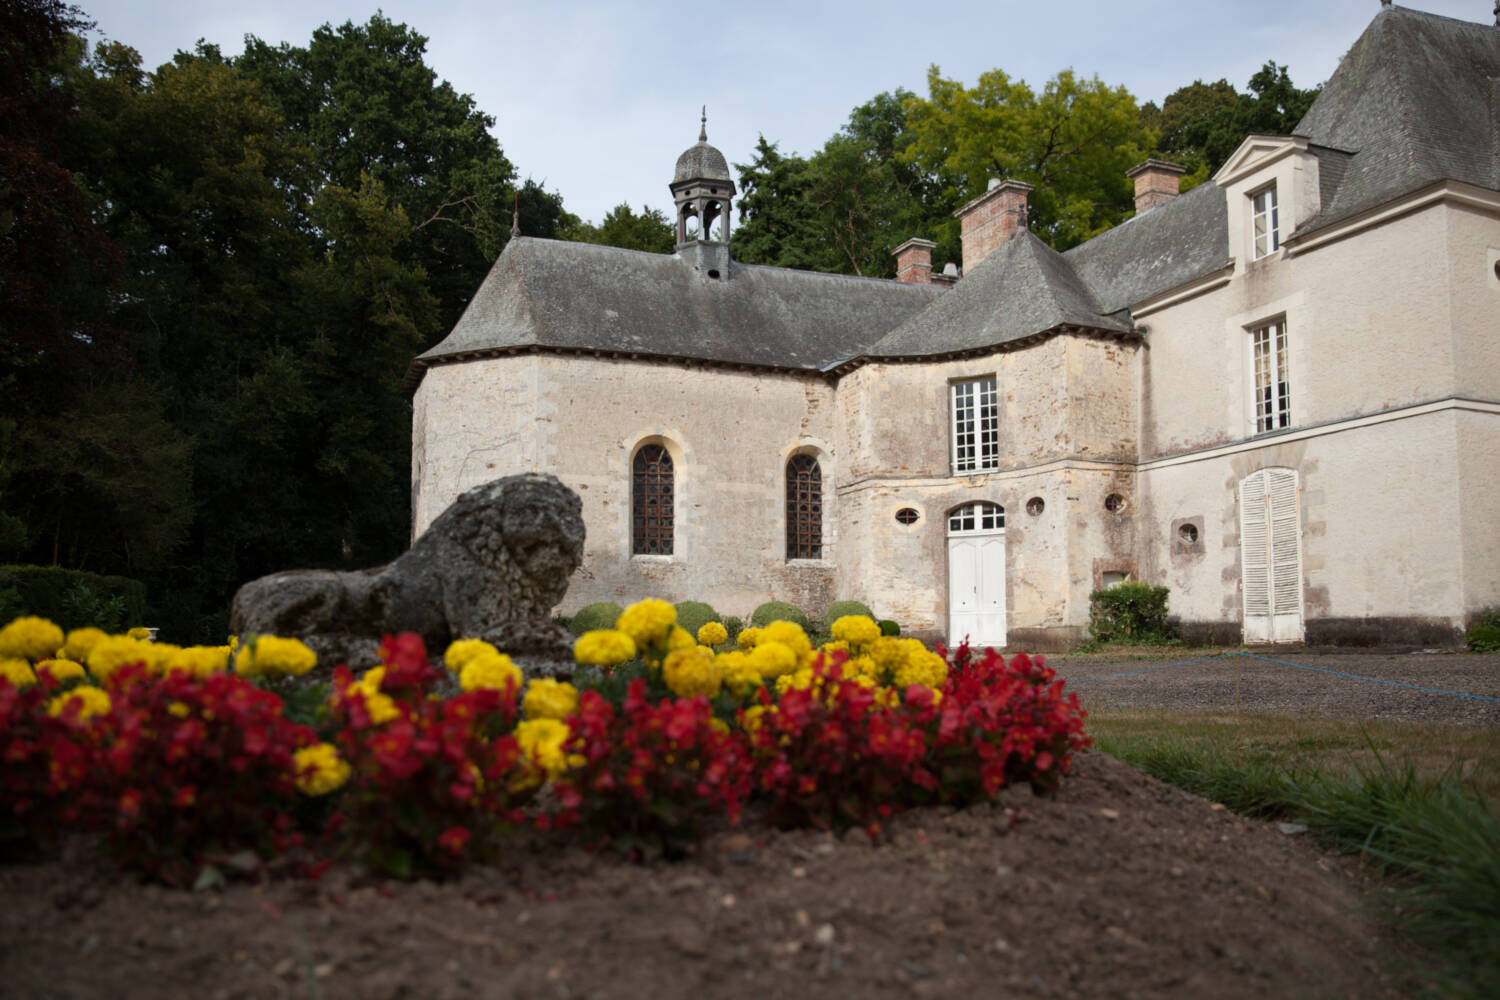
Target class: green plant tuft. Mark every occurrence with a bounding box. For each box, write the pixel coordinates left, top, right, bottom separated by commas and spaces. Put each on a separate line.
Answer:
673, 600, 722, 638
878, 619, 901, 637
568, 602, 624, 635
1466, 609, 1500, 652
750, 600, 808, 629
824, 600, 875, 624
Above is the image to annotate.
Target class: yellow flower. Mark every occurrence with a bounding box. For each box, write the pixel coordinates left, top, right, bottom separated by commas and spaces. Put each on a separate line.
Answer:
63, 627, 108, 663
126, 627, 152, 641
523, 678, 579, 720
893, 648, 948, 691
168, 701, 191, 718
662, 648, 721, 699
86, 636, 150, 682
696, 621, 728, 647
34, 658, 86, 683
515, 718, 576, 780
831, 615, 882, 651
0, 616, 64, 662
293, 743, 351, 796
47, 685, 111, 721
715, 651, 763, 699
666, 626, 695, 653
573, 629, 637, 667
233, 635, 317, 678
736, 627, 762, 650
164, 646, 229, 678
343, 667, 401, 725
759, 621, 812, 664
0, 656, 37, 687
740, 704, 776, 739
746, 640, 797, 681
774, 668, 815, 696
615, 598, 677, 648
445, 637, 499, 674
142, 642, 181, 675
458, 650, 522, 695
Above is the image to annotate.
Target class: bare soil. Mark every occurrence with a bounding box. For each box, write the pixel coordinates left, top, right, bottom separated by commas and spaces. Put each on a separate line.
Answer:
0, 750, 1405, 1000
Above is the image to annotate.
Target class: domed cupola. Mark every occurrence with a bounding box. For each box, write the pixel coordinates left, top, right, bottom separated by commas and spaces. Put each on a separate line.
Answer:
670, 108, 736, 278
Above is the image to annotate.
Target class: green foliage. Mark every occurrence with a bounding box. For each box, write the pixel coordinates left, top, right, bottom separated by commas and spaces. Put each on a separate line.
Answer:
1086, 580, 1175, 647
672, 600, 721, 638
824, 600, 875, 624
878, 619, 901, 637
1467, 610, 1500, 652
563, 203, 674, 253
0, 565, 146, 631
750, 601, 808, 629
568, 602, 623, 636
721, 616, 744, 643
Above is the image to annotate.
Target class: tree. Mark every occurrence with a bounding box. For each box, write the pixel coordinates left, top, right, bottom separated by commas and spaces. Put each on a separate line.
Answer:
563, 203, 674, 254
902, 67, 1154, 249
1143, 62, 1320, 179
731, 137, 824, 270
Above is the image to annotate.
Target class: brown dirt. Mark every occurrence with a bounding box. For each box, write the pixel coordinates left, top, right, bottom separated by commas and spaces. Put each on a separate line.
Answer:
0, 750, 1406, 1000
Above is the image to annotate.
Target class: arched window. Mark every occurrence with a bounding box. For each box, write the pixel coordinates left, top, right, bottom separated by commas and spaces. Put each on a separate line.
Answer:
632, 444, 673, 555
786, 454, 822, 559
947, 502, 1005, 534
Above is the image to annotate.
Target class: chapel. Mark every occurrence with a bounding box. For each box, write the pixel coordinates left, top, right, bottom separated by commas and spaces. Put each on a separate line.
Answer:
408, 4, 1500, 649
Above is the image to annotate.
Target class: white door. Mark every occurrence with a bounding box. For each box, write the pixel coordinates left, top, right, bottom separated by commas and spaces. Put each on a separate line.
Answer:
947, 503, 1007, 649
1239, 468, 1304, 643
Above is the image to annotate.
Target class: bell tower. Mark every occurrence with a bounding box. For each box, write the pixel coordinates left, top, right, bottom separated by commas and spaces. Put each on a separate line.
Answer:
670, 108, 736, 278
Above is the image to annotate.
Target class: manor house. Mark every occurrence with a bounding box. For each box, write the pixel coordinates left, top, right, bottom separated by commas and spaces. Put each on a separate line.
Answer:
408, 4, 1500, 649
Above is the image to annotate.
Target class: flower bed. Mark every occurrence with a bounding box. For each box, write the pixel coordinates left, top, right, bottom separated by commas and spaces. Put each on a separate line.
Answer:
0, 604, 1088, 881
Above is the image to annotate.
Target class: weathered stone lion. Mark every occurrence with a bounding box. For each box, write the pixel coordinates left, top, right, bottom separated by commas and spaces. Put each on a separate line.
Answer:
230, 473, 585, 675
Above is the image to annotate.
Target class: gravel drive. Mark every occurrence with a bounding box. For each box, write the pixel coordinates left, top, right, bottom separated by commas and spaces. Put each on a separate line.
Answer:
1049, 649, 1500, 725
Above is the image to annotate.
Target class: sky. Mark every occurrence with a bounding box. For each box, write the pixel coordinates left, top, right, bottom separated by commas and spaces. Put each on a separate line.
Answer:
78, 0, 1490, 227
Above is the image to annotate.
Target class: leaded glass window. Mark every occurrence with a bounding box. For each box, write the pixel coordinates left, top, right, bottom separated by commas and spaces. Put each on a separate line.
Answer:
786, 454, 822, 559
632, 444, 673, 555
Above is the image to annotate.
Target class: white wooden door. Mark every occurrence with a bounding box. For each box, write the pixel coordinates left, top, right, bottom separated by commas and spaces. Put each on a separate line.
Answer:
1239, 468, 1303, 643
947, 503, 1007, 649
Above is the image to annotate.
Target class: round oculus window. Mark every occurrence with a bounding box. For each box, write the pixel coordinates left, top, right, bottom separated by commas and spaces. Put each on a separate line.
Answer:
895, 507, 920, 526
1026, 497, 1045, 517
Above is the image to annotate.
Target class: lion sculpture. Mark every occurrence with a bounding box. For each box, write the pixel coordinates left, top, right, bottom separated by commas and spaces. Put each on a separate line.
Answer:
230, 473, 585, 675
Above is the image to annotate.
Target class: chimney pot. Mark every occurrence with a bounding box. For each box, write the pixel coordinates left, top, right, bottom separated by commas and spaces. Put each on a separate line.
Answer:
893, 237, 937, 284
1126, 159, 1187, 214
953, 179, 1032, 273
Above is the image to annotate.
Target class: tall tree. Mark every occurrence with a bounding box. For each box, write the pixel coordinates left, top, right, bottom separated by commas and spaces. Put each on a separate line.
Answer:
563, 203, 674, 254
731, 136, 823, 270
902, 67, 1154, 249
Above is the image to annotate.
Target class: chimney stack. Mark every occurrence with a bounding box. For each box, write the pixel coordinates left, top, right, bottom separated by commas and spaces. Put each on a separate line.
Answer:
954, 178, 1032, 273
893, 238, 937, 284
1126, 159, 1187, 215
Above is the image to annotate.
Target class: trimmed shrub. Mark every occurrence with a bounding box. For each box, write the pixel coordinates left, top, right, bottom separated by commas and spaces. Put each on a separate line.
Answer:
673, 600, 722, 638
824, 600, 875, 624
0, 566, 146, 632
878, 619, 901, 637
568, 602, 624, 636
1087, 581, 1175, 646
1468, 609, 1500, 652
751, 600, 808, 629
722, 616, 744, 643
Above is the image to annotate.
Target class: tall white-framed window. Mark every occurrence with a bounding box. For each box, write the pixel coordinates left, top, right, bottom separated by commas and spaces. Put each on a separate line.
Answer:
951, 376, 999, 474
1251, 185, 1279, 260
1251, 318, 1291, 433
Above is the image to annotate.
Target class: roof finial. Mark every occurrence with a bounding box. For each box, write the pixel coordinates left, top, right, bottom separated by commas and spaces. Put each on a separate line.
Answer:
699, 105, 707, 143
510, 188, 520, 239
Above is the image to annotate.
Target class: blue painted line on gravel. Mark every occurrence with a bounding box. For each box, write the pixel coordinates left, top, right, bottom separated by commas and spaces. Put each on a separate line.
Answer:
1232, 651, 1500, 704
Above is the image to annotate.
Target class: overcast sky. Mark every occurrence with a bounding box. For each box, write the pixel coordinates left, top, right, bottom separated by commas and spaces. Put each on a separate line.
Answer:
79, 0, 1489, 226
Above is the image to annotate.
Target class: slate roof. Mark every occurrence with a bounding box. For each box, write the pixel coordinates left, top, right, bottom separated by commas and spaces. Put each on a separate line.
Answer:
413, 238, 946, 378
1291, 5, 1500, 236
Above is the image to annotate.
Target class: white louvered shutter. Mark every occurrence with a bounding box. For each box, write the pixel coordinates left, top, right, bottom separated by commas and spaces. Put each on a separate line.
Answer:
1239, 468, 1303, 643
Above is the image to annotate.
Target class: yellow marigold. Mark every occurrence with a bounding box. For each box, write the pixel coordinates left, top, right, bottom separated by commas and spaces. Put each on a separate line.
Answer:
893, 648, 948, 691
47, 685, 111, 721
831, 615, 882, 651
847, 654, 880, 680
445, 637, 498, 674
696, 621, 729, 647
662, 648, 721, 699
874, 686, 901, 710
164, 645, 229, 678
736, 627, 762, 650
142, 642, 181, 675
294, 743, 351, 796
0, 656, 37, 687
516, 718, 575, 780
168, 701, 191, 718
62, 627, 108, 663
0, 616, 64, 662
740, 704, 776, 739
523, 678, 579, 720
759, 621, 812, 664
234, 635, 317, 678
34, 658, 85, 683
458, 650, 522, 694
573, 629, 637, 667
86, 636, 150, 682
345, 666, 401, 725
666, 626, 696, 652
714, 651, 762, 699
746, 641, 797, 681
615, 598, 677, 648
774, 667, 815, 696
126, 627, 152, 640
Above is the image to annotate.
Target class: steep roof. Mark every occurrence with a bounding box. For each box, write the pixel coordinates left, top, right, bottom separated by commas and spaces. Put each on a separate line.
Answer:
413, 238, 945, 380
1292, 5, 1500, 235
867, 230, 1131, 359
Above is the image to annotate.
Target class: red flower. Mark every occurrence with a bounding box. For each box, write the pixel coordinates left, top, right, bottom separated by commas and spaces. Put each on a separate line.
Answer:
437, 825, 471, 854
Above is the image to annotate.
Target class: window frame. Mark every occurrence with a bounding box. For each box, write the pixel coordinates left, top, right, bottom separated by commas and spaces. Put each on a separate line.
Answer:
1250, 317, 1292, 434
950, 376, 1000, 475
784, 453, 823, 560
630, 443, 674, 556
1250, 184, 1280, 260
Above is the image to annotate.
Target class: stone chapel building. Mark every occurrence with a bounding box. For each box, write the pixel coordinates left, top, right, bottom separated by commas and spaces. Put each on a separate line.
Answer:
408, 5, 1500, 650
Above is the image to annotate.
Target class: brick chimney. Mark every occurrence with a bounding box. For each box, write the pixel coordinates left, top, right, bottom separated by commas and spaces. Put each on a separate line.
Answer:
954, 178, 1032, 272
893, 237, 937, 284
1126, 159, 1187, 214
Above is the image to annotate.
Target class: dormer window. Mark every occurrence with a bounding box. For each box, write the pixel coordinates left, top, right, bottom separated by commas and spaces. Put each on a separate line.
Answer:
1251, 185, 1280, 260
